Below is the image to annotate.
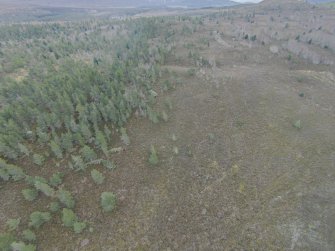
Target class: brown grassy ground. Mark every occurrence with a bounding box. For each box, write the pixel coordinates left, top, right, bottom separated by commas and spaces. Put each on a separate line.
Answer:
1, 2, 335, 250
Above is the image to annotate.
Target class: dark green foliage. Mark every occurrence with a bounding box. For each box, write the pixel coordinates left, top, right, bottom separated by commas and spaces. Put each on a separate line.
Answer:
18, 143, 30, 157
34, 181, 55, 197
0, 159, 25, 181
147, 107, 159, 124
71, 155, 86, 171
95, 130, 108, 156
11, 242, 36, 251
0, 232, 16, 251
22, 189, 38, 202
0, 18, 172, 174
22, 229, 36, 242
49, 172, 64, 187
148, 145, 159, 165
60, 133, 74, 152
6, 218, 20, 231
49, 201, 61, 213
101, 192, 117, 212
25, 176, 47, 186
49, 140, 63, 159
6, 164, 25, 181
57, 189, 75, 209
29, 212, 51, 228
0, 167, 10, 181
293, 120, 302, 129
91, 169, 105, 185
61, 208, 77, 227
102, 159, 116, 170
80, 145, 97, 162
32, 154, 45, 166
120, 128, 130, 146
73, 222, 86, 234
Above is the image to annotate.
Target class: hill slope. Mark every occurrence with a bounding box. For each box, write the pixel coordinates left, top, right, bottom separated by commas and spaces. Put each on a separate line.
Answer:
0, 0, 240, 8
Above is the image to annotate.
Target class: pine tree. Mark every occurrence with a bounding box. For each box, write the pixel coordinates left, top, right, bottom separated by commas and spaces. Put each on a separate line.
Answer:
80, 145, 97, 162
34, 181, 55, 197
101, 192, 117, 212
49, 140, 62, 159
29, 211, 51, 228
95, 130, 108, 155
91, 169, 105, 185
61, 208, 77, 227
57, 189, 75, 208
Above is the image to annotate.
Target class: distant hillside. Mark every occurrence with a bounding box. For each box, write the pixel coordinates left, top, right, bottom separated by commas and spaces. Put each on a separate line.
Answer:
0, 0, 240, 8
307, 0, 335, 3
319, 1, 335, 7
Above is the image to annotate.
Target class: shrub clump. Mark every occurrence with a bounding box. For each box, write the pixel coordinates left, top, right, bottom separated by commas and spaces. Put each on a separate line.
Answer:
34, 181, 55, 197
57, 189, 75, 209
61, 208, 77, 227
49, 201, 61, 213
22, 189, 38, 202
6, 218, 20, 231
73, 222, 86, 234
0, 232, 16, 251
49, 172, 64, 187
29, 212, 51, 229
11, 242, 36, 251
91, 169, 105, 185
32, 154, 45, 166
22, 229, 36, 242
101, 192, 117, 212
148, 145, 159, 165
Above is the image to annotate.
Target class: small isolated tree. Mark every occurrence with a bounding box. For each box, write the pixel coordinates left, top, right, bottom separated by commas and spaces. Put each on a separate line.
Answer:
6, 164, 25, 181
49, 201, 60, 213
6, 218, 20, 231
102, 159, 116, 170
293, 120, 302, 129
101, 192, 117, 212
120, 128, 130, 145
22, 229, 36, 242
91, 169, 105, 185
25, 176, 47, 186
61, 208, 77, 227
49, 172, 64, 187
57, 189, 75, 208
160, 111, 168, 122
71, 155, 86, 171
22, 189, 38, 202
34, 181, 55, 197
80, 145, 97, 162
73, 221, 86, 234
11, 242, 36, 251
29, 211, 51, 229
0, 232, 15, 251
148, 145, 159, 165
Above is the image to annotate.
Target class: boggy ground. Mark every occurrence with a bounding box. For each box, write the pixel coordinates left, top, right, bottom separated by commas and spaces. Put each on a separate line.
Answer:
1, 2, 335, 251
